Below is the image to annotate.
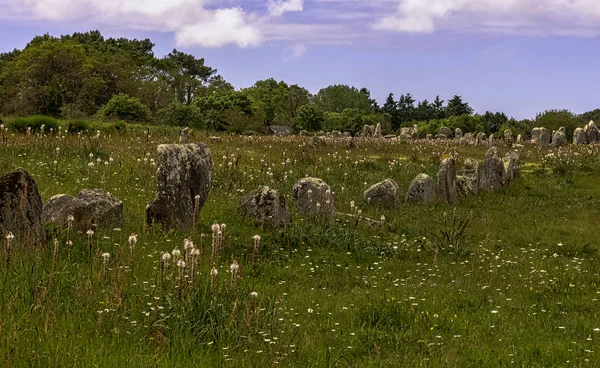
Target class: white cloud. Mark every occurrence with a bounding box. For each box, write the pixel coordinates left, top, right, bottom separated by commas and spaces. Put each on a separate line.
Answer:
374, 0, 600, 35
283, 42, 306, 60
267, 0, 304, 17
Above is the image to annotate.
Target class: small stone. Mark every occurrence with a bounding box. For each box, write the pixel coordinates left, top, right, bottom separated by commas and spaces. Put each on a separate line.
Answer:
292, 178, 335, 217
363, 179, 399, 208
405, 174, 434, 204
238, 186, 291, 228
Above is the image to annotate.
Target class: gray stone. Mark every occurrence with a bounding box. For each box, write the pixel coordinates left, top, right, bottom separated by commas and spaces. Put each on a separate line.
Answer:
426, 134, 433, 140
0, 169, 44, 246
299, 130, 309, 136
43, 189, 124, 231
463, 133, 475, 145
585, 121, 599, 144
331, 130, 342, 138
475, 132, 487, 146
411, 124, 419, 140
267, 125, 295, 136
436, 157, 458, 205
504, 130, 514, 145
361, 125, 375, 138
308, 136, 326, 147
146, 143, 212, 231
439, 126, 453, 138
455, 128, 463, 139
238, 186, 291, 228
292, 177, 335, 217
503, 151, 520, 185
363, 179, 399, 208
457, 176, 478, 198
573, 127, 587, 144
488, 134, 495, 147
179, 127, 190, 143
516, 134, 524, 144
552, 131, 567, 147
531, 128, 543, 144
480, 147, 505, 191
435, 134, 448, 140
384, 134, 397, 139
374, 123, 383, 138
538, 130, 550, 148
405, 174, 434, 204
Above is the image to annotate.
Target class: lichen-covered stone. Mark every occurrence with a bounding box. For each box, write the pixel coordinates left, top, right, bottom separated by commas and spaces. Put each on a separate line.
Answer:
238, 186, 291, 228
363, 179, 399, 208
480, 147, 505, 190
436, 157, 458, 205
573, 127, 587, 145
504, 130, 514, 145
439, 126, 453, 139
292, 177, 335, 217
405, 174, 434, 204
585, 121, 599, 144
146, 143, 212, 231
179, 127, 189, 143
455, 128, 463, 139
552, 131, 567, 147
0, 169, 44, 246
504, 151, 520, 185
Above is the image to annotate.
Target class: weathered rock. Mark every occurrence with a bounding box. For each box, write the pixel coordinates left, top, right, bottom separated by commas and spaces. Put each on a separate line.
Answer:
552, 131, 567, 147
435, 134, 448, 140
238, 186, 291, 228
439, 126, 453, 139
488, 134, 495, 147
516, 134, 524, 144
346, 138, 356, 149
331, 130, 342, 138
585, 121, 599, 144
308, 136, 326, 147
43, 189, 123, 231
503, 151, 520, 185
538, 130, 550, 148
480, 147, 505, 190
504, 130, 514, 145
361, 125, 375, 138
343, 132, 352, 137
292, 177, 335, 217
410, 124, 419, 140
436, 157, 458, 205
455, 128, 463, 139
374, 123, 383, 138
405, 174, 434, 204
457, 176, 478, 198
531, 128, 543, 144
573, 127, 587, 144
363, 179, 399, 208
210, 136, 222, 143
463, 133, 475, 145
179, 127, 189, 143
384, 134, 397, 139
146, 143, 212, 231
299, 130, 309, 136
0, 169, 44, 246
426, 134, 433, 140
475, 132, 487, 146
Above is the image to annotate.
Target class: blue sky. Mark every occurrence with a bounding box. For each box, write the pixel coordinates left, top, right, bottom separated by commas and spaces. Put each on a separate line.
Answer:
2, 0, 600, 119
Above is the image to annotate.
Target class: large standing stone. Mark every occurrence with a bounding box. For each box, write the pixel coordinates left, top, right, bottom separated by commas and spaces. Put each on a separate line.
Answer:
411, 124, 419, 140
361, 125, 375, 138
488, 134, 495, 147
585, 121, 599, 144
503, 151, 520, 185
146, 143, 212, 231
42, 189, 123, 231
456, 158, 480, 197
538, 130, 550, 148
455, 128, 463, 139
531, 128, 543, 144
436, 157, 458, 205
463, 133, 475, 145
374, 123, 383, 138
573, 127, 587, 145
504, 130, 514, 145
238, 186, 291, 228
480, 147, 505, 190
475, 132, 487, 146
552, 131, 567, 147
0, 169, 44, 246
292, 178, 335, 217
363, 179, 399, 208
179, 127, 190, 143
439, 127, 453, 139
516, 134, 524, 144
405, 174, 434, 204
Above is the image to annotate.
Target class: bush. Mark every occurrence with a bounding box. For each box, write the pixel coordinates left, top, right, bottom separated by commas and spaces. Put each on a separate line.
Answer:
160, 102, 203, 127
8, 115, 59, 133
96, 94, 151, 123
65, 119, 90, 133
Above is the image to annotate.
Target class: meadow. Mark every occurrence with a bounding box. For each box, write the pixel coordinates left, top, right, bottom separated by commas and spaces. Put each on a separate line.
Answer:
1, 127, 600, 367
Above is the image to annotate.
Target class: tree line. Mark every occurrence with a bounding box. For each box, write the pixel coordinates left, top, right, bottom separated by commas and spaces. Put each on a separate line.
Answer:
1, 30, 599, 137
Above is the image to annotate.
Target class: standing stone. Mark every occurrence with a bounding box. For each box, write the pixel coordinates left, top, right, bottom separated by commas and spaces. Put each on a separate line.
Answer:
538, 130, 550, 148
531, 128, 543, 144
363, 179, 399, 208
480, 147, 505, 190
455, 128, 463, 139
516, 134, 524, 144
374, 123, 383, 138
488, 134, 495, 147
573, 127, 587, 145
503, 151, 520, 185
146, 143, 212, 231
238, 186, 291, 228
426, 134, 433, 140
179, 127, 190, 143
504, 130, 514, 145
405, 174, 434, 204
436, 157, 458, 205
42, 189, 124, 231
0, 169, 44, 246
292, 178, 335, 217
436, 134, 448, 140
552, 131, 567, 147
463, 133, 475, 145
308, 136, 326, 147
439, 127, 453, 139
411, 124, 419, 140
362, 125, 375, 138
456, 158, 480, 197
585, 121, 599, 144
475, 132, 487, 146
299, 130, 309, 137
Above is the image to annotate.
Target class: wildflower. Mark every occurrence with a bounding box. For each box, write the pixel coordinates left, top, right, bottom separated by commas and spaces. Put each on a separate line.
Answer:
211, 267, 218, 294
230, 260, 240, 287
87, 229, 94, 259
250, 291, 258, 298
5, 232, 14, 268
102, 252, 110, 278
253, 235, 261, 271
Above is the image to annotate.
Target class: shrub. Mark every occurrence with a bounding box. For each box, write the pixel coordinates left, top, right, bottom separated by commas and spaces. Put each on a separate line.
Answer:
8, 115, 59, 133
65, 119, 90, 133
160, 102, 203, 127
96, 94, 151, 123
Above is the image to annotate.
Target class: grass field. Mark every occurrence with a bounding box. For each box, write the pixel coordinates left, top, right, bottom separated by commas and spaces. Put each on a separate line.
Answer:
1, 129, 600, 367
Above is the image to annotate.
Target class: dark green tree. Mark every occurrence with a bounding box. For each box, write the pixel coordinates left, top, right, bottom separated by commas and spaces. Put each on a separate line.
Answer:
446, 95, 473, 117
382, 93, 400, 130
293, 104, 324, 131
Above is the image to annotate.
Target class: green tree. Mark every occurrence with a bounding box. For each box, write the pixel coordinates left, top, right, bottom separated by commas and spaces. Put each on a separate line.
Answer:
314, 85, 374, 114
432, 95, 446, 119
482, 111, 508, 135
160, 102, 203, 127
398, 93, 416, 126
382, 93, 400, 130
161, 49, 217, 104
279, 84, 311, 125
446, 95, 473, 117
244, 78, 288, 127
96, 93, 151, 122
535, 109, 581, 140
293, 104, 324, 131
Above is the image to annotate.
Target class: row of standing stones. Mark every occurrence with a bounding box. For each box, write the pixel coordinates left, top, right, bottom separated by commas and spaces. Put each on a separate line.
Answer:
0, 138, 521, 245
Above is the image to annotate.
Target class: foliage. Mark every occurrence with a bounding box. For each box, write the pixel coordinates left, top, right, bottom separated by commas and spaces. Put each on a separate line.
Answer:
65, 119, 91, 132
446, 95, 474, 117
96, 93, 151, 122
314, 85, 375, 114
535, 109, 582, 141
160, 102, 203, 127
7, 115, 59, 133
293, 104, 324, 131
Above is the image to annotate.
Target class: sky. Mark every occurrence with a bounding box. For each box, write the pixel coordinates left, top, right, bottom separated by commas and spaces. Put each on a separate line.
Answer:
2, 0, 600, 119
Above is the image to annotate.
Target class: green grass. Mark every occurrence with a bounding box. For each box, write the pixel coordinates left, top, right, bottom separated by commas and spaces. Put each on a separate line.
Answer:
1, 132, 600, 367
